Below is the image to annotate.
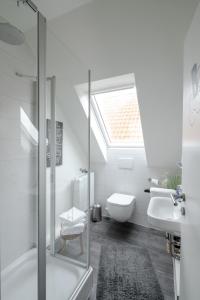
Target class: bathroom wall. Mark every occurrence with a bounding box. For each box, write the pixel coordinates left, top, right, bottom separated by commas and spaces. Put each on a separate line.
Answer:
46, 93, 88, 242
180, 2, 200, 299
47, 0, 200, 168
92, 148, 178, 227
0, 40, 38, 269
0, 40, 88, 268
24, 25, 90, 245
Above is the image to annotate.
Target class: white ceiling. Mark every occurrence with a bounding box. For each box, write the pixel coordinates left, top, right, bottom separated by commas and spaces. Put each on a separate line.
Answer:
41, 0, 200, 168
34, 0, 93, 20
0, 0, 37, 32
0, 0, 94, 33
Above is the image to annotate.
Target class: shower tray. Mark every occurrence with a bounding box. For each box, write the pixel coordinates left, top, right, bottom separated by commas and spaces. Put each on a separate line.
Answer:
1, 249, 93, 300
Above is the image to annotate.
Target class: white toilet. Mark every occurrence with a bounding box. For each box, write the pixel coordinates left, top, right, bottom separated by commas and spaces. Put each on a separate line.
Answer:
106, 193, 136, 222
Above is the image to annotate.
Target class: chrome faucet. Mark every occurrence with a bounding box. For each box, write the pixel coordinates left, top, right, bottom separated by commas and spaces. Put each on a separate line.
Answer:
170, 194, 178, 206
170, 192, 185, 206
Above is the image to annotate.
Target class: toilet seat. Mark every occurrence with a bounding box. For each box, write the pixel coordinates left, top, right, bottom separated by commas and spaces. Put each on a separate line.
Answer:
106, 193, 136, 222
107, 193, 135, 207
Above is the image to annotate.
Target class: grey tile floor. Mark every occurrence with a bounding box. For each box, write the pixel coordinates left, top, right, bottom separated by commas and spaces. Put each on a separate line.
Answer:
89, 218, 174, 300
58, 217, 174, 300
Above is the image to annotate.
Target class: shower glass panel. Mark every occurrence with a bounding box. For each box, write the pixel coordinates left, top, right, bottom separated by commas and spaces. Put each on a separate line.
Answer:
46, 22, 91, 299
0, 1, 92, 299
0, 1, 39, 299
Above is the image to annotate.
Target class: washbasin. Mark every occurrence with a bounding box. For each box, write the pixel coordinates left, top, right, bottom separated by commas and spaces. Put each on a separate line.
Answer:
147, 196, 182, 235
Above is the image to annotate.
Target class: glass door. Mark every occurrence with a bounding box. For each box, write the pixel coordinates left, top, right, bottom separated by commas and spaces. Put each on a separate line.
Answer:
0, 1, 92, 299
46, 21, 91, 299
0, 1, 46, 299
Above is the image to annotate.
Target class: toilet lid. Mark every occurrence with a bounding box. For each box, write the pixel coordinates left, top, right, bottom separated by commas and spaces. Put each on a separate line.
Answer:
107, 193, 135, 207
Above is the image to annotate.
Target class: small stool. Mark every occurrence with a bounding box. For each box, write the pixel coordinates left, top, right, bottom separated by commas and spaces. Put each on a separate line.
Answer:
58, 207, 86, 254
60, 231, 84, 254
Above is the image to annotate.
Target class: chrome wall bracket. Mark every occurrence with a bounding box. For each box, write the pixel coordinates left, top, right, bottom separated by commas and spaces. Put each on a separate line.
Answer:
17, 0, 38, 12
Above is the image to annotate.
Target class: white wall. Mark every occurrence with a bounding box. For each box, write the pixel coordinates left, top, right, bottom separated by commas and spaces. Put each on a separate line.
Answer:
180, 2, 200, 299
92, 148, 178, 227
43, 0, 198, 228
0, 30, 88, 268
46, 0, 200, 168
0, 40, 37, 269
46, 94, 87, 241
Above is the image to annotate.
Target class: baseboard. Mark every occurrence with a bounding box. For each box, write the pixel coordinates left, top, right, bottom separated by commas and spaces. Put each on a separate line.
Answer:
101, 213, 151, 229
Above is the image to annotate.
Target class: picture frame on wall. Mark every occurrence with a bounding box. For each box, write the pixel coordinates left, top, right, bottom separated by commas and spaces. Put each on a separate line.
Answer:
46, 119, 63, 167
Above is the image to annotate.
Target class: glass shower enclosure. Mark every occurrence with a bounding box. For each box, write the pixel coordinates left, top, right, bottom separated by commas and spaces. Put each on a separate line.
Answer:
0, 1, 92, 299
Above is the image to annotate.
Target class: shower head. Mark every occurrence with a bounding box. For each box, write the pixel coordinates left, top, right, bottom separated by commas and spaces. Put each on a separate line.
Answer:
0, 22, 25, 45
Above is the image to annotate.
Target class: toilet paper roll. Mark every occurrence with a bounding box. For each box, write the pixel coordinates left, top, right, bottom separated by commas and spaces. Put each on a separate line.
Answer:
151, 178, 159, 185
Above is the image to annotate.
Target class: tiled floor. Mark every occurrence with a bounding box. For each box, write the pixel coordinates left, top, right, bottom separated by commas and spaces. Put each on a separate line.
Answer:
58, 217, 174, 300
89, 218, 174, 300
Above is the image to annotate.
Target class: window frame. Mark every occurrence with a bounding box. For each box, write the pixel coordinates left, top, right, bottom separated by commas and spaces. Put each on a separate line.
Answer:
91, 86, 144, 148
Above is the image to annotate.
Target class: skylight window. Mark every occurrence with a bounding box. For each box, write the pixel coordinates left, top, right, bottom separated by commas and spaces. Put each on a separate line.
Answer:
93, 87, 144, 147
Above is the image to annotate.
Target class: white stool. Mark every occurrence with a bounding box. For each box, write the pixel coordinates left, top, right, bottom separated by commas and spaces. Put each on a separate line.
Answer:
60, 227, 84, 254
59, 207, 86, 254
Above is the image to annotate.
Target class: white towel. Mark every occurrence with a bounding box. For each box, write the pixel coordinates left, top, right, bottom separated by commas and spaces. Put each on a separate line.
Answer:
61, 222, 85, 236
59, 206, 86, 225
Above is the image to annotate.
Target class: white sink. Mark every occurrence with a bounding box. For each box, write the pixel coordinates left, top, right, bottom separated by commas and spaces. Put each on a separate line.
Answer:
147, 196, 182, 235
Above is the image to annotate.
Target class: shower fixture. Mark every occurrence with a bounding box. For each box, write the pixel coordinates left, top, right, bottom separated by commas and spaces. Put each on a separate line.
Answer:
0, 22, 25, 45
16, 72, 52, 81
16, 72, 36, 79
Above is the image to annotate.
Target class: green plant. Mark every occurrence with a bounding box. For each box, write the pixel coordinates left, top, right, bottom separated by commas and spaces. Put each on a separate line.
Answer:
166, 175, 181, 190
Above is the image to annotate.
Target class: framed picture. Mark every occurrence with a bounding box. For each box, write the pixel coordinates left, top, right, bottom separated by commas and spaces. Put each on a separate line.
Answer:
46, 119, 63, 167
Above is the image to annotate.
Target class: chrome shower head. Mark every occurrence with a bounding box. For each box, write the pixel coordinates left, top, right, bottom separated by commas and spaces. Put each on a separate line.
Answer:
0, 22, 25, 45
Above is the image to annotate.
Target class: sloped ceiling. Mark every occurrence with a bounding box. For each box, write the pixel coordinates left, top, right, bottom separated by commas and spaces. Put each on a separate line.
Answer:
36, 0, 200, 167
34, 0, 93, 20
